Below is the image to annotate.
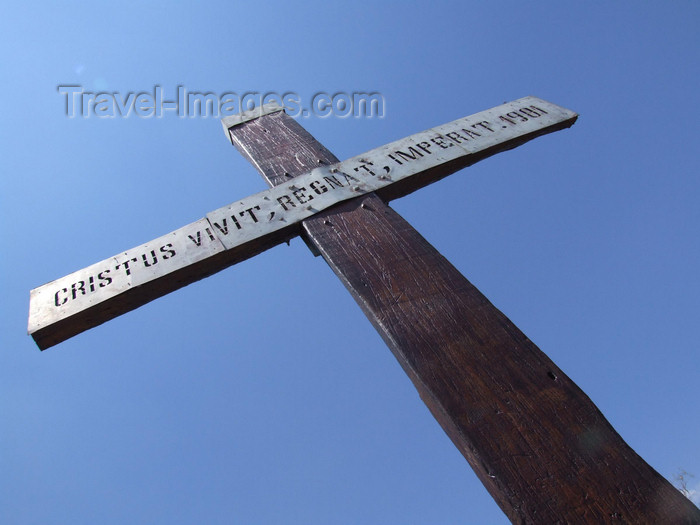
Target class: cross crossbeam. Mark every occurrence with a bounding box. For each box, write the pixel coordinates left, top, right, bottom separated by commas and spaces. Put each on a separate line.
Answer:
28, 96, 574, 350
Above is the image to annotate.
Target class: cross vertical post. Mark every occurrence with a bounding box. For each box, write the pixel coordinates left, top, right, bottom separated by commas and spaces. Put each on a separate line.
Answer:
224, 106, 699, 523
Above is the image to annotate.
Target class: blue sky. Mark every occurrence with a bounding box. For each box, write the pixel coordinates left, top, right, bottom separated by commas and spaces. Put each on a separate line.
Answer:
2, 2, 699, 523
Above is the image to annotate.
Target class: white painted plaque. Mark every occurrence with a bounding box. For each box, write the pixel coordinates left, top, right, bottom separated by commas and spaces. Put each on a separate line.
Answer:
28, 219, 227, 339
29, 96, 577, 349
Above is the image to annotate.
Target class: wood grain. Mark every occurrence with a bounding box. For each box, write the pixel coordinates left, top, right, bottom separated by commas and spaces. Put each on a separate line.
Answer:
228, 110, 700, 523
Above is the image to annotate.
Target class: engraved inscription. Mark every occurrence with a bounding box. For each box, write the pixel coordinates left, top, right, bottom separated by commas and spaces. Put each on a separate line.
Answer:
28, 96, 577, 345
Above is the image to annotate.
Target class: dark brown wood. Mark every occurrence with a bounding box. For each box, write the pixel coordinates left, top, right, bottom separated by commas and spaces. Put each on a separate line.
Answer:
228, 111, 700, 523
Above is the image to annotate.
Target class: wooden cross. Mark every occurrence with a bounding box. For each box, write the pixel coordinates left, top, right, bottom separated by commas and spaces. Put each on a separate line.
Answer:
28, 97, 699, 523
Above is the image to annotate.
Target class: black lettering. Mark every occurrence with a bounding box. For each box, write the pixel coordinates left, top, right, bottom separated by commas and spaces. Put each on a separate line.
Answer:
98, 269, 112, 287
323, 175, 345, 188
141, 250, 158, 267
188, 231, 202, 246
292, 187, 313, 204
205, 227, 216, 240
71, 281, 86, 299
115, 257, 138, 276
499, 115, 517, 125
159, 244, 175, 259
353, 162, 376, 176
88, 275, 95, 292
473, 121, 494, 132
310, 181, 328, 194
230, 215, 242, 230
54, 288, 68, 306
388, 153, 402, 165
277, 195, 296, 210
519, 107, 540, 118
213, 218, 229, 235
446, 131, 467, 143
431, 136, 453, 149
342, 172, 360, 185
461, 128, 481, 139
416, 142, 432, 155
507, 111, 528, 122
395, 146, 425, 162
240, 205, 261, 222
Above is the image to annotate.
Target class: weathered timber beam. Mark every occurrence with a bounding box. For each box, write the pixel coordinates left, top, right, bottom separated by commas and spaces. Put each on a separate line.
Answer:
225, 103, 700, 523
